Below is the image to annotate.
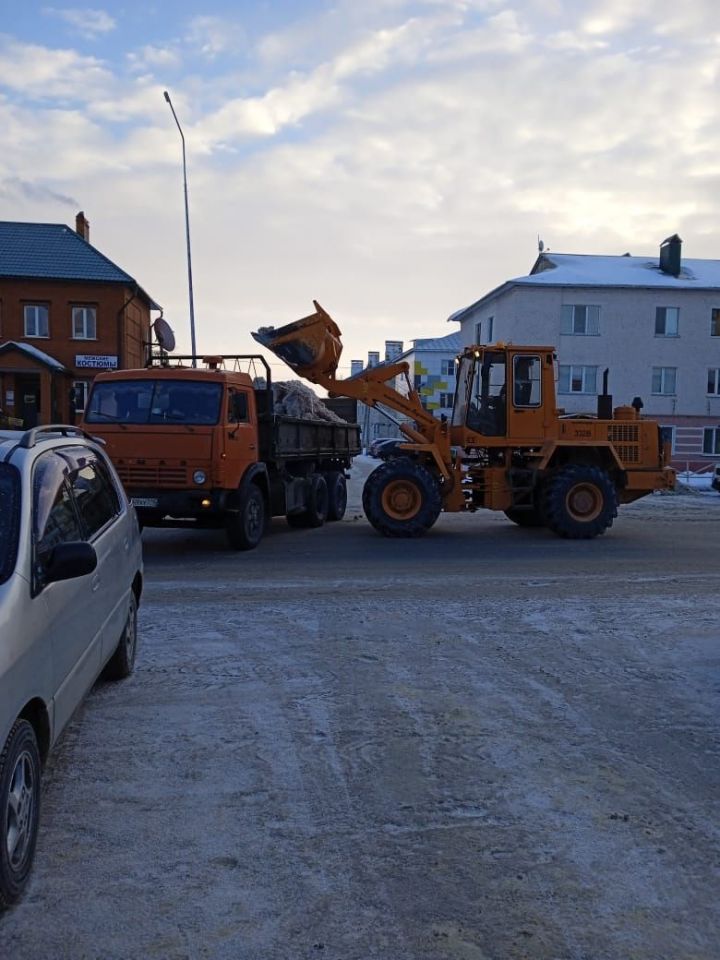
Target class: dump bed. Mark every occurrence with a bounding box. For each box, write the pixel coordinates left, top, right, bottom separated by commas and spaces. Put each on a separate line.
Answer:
259, 414, 361, 463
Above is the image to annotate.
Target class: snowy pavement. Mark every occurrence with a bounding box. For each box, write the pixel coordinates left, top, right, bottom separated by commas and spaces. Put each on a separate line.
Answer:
2, 465, 720, 960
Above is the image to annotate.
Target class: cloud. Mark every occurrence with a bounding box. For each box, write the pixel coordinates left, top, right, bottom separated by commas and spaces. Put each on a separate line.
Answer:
0, 35, 112, 98
127, 45, 182, 75
185, 15, 246, 59
42, 7, 116, 40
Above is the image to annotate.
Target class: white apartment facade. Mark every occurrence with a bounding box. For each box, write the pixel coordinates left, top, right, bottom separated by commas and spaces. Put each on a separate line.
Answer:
449, 236, 720, 470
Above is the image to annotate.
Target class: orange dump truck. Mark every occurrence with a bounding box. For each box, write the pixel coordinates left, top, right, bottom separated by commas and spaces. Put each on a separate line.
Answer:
81, 354, 360, 550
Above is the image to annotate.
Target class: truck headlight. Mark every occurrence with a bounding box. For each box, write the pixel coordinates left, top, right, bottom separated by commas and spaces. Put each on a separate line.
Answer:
193, 470, 207, 484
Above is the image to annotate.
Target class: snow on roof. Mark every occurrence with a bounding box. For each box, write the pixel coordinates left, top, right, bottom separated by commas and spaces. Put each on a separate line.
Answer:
449, 250, 720, 323
0, 340, 69, 372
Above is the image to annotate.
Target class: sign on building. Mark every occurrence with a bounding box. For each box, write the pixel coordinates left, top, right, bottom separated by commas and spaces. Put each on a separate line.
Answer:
75, 355, 119, 369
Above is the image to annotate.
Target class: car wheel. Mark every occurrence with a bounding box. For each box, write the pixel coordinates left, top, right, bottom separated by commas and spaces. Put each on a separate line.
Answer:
0, 720, 41, 909
104, 591, 138, 681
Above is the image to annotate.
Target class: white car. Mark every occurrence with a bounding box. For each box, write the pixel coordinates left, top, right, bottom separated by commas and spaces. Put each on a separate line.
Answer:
0, 425, 143, 908
712, 464, 720, 493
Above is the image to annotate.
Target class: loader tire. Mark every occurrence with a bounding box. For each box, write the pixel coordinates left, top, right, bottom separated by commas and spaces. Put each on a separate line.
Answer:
504, 507, 545, 528
325, 471, 348, 521
542, 465, 617, 539
226, 485, 265, 550
362, 459, 442, 537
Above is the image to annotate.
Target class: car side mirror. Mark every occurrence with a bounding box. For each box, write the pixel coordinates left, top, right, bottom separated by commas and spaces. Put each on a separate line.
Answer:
44, 541, 98, 584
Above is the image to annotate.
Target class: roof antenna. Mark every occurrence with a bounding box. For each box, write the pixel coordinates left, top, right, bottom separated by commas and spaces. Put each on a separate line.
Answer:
538, 235, 544, 253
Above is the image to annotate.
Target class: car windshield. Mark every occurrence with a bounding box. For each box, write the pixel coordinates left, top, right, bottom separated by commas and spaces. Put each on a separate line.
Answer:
0, 463, 20, 584
84, 379, 223, 425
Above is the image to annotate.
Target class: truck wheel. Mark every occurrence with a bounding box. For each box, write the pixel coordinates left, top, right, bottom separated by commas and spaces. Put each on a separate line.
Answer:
226, 485, 265, 550
362, 459, 442, 537
325, 471, 347, 521
0, 720, 41, 909
287, 474, 329, 529
504, 507, 544, 528
542, 465, 617, 539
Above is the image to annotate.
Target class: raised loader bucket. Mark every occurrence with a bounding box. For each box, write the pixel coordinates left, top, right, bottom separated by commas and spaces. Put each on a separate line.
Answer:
252, 301, 343, 381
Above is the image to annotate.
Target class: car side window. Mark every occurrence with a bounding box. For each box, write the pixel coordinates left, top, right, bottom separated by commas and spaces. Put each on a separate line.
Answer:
69, 457, 121, 539
33, 454, 83, 585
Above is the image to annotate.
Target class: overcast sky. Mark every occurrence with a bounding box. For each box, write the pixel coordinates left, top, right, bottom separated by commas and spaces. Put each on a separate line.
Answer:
1, 0, 718, 376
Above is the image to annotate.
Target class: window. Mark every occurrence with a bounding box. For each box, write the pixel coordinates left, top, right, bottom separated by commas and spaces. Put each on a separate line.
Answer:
651, 367, 677, 395
228, 389, 249, 423
440, 359, 455, 377
558, 365, 597, 394
660, 425, 676, 453
486, 317, 494, 343
24, 304, 49, 338
712, 309, 720, 337
33, 454, 83, 588
439, 392, 454, 408
72, 306, 97, 340
85, 378, 223, 425
72, 381, 89, 413
513, 355, 542, 406
560, 305, 600, 336
708, 369, 720, 396
70, 458, 121, 539
474, 321, 482, 344
703, 427, 720, 456
655, 307, 679, 336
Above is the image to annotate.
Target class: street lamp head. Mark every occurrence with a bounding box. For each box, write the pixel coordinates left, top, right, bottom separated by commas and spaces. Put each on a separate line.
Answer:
163, 90, 170, 103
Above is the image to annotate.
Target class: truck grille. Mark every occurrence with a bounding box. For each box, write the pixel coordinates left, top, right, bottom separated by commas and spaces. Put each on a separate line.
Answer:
608, 425, 640, 465
116, 464, 188, 487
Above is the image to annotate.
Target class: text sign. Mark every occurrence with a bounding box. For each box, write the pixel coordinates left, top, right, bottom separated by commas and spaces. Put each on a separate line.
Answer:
75, 355, 118, 369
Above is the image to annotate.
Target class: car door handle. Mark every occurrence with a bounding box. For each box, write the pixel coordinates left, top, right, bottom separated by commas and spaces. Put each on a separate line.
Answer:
91, 573, 101, 593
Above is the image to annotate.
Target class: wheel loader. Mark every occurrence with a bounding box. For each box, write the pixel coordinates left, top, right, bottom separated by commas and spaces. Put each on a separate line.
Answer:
253, 302, 676, 539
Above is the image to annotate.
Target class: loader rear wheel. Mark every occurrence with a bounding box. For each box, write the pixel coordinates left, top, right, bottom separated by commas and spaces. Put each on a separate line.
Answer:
504, 507, 544, 528
325, 471, 347, 521
362, 459, 442, 537
542, 465, 617, 539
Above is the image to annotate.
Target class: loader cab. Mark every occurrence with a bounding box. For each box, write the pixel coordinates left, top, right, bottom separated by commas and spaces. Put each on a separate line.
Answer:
453, 347, 551, 440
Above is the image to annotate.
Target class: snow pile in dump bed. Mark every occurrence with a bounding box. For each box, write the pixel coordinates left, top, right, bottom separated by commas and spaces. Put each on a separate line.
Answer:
272, 380, 344, 422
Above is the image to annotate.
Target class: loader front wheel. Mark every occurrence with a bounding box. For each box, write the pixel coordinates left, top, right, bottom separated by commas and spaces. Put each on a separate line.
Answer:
543, 465, 617, 539
362, 459, 442, 537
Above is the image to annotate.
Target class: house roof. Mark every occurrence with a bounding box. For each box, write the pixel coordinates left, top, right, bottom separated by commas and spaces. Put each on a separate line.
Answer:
0, 220, 160, 309
448, 249, 720, 323
403, 332, 463, 355
0, 340, 69, 372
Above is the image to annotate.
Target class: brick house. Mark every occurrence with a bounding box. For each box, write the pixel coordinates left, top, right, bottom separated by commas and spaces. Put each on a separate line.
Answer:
449, 236, 720, 470
0, 212, 160, 427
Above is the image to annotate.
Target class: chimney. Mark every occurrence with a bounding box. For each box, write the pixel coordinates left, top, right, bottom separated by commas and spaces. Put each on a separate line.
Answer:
351, 360, 364, 377
76, 211, 90, 242
368, 351, 380, 368
659, 234, 681, 277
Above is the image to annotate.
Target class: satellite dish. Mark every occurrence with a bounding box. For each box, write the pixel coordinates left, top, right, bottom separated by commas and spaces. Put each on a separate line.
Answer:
153, 317, 176, 353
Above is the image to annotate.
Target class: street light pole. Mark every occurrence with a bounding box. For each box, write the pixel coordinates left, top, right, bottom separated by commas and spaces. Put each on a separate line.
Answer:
164, 90, 197, 366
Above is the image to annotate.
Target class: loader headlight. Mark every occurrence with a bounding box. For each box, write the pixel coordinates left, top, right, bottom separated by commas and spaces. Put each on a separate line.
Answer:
193, 470, 207, 484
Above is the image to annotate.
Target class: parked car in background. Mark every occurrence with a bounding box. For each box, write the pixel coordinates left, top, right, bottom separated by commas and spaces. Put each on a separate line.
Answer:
712, 464, 720, 493
369, 437, 403, 457
0, 426, 143, 909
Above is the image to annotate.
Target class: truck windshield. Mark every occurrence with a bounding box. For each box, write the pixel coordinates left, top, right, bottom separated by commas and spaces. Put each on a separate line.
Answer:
85, 379, 223, 425
0, 463, 20, 584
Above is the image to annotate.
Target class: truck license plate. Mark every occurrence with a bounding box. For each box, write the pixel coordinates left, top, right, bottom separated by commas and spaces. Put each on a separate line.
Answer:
131, 498, 159, 508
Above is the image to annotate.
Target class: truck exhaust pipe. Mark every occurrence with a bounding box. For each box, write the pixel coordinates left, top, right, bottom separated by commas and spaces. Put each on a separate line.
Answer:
252, 301, 343, 382
597, 368, 613, 420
